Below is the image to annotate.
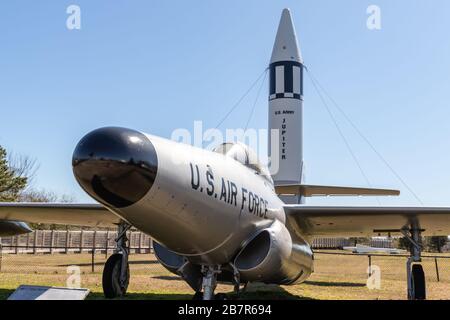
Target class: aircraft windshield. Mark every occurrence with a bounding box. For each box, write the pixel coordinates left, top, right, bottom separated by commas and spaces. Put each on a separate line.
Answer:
213, 142, 273, 185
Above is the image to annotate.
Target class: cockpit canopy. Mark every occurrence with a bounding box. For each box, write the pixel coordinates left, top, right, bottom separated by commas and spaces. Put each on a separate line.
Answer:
213, 142, 273, 185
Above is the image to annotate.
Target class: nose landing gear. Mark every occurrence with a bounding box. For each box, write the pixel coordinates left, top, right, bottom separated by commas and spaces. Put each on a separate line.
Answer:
102, 222, 131, 298
401, 225, 426, 300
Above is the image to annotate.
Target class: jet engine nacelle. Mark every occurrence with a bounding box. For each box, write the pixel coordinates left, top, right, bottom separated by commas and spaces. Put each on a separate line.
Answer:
235, 220, 313, 284
0, 220, 32, 236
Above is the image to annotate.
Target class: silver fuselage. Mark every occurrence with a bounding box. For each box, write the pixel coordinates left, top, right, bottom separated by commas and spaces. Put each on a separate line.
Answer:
107, 134, 287, 265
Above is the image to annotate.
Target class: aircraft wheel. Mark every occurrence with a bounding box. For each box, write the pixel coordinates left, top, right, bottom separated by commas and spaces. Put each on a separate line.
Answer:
412, 264, 426, 300
192, 291, 203, 300
102, 253, 130, 298
214, 293, 229, 300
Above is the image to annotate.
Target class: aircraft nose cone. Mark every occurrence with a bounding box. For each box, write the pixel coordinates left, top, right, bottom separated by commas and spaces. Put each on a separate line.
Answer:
72, 127, 158, 208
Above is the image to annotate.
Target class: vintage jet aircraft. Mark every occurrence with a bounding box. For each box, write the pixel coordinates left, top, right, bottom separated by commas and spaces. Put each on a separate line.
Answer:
1, 9, 450, 300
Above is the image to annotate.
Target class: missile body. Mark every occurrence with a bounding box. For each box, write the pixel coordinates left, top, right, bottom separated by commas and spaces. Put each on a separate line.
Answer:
268, 9, 304, 203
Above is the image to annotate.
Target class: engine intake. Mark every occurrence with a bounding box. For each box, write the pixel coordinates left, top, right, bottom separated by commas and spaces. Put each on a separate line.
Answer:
235, 220, 313, 284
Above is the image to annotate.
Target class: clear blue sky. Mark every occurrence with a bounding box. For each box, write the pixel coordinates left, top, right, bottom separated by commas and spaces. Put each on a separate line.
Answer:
1, 1, 450, 205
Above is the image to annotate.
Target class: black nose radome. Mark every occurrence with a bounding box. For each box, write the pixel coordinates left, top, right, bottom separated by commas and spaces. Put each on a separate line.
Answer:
72, 127, 158, 208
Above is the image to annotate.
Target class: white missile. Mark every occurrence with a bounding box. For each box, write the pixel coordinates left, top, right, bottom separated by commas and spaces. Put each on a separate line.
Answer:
268, 8, 304, 203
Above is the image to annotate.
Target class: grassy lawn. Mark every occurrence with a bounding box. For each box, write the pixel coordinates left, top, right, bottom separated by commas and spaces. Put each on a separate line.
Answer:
0, 251, 449, 300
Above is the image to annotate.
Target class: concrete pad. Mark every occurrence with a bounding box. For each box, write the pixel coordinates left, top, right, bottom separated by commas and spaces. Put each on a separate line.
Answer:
8, 285, 90, 300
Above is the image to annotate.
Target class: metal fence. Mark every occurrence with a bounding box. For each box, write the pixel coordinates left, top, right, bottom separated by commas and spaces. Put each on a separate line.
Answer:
0, 230, 394, 254
0, 230, 153, 254
0, 232, 449, 299
311, 237, 394, 249
311, 251, 450, 300
316, 251, 450, 283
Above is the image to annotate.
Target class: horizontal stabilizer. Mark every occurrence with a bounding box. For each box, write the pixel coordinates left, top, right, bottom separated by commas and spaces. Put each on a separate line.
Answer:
274, 184, 400, 197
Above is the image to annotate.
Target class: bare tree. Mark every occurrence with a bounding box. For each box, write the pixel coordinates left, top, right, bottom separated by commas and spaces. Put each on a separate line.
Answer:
19, 188, 76, 230
6, 150, 75, 204
7, 151, 39, 189
18, 188, 75, 203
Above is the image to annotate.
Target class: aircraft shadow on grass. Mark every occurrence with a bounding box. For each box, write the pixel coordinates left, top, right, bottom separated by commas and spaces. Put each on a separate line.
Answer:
0, 278, 364, 300
0, 289, 14, 300
149, 276, 314, 299
87, 287, 308, 300
0, 285, 315, 300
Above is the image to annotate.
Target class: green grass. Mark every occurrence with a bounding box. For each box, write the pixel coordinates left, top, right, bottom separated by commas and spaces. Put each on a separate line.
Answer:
0, 251, 449, 300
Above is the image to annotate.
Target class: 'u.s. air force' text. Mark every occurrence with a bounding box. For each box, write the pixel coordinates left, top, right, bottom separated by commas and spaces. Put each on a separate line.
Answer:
189, 163, 268, 218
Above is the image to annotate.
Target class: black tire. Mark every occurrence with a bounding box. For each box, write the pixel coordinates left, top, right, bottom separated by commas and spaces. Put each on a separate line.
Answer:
412, 264, 426, 300
214, 293, 229, 300
102, 253, 130, 299
192, 291, 203, 300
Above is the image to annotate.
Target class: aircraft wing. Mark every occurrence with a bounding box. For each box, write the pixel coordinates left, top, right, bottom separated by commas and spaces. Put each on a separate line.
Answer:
275, 184, 400, 197
0, 203, 121, 228
284, 205, 450, 237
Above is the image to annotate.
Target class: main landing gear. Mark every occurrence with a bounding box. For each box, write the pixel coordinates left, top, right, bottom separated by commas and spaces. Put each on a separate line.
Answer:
200, 266, 221, 300
192, 263, 246, 300
103, 222, 131, 298
401, 225, 426, 300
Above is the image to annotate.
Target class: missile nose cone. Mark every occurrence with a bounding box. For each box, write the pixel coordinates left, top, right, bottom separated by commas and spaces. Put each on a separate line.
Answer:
72, 127, 158, 208
271, 8, 302, 63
